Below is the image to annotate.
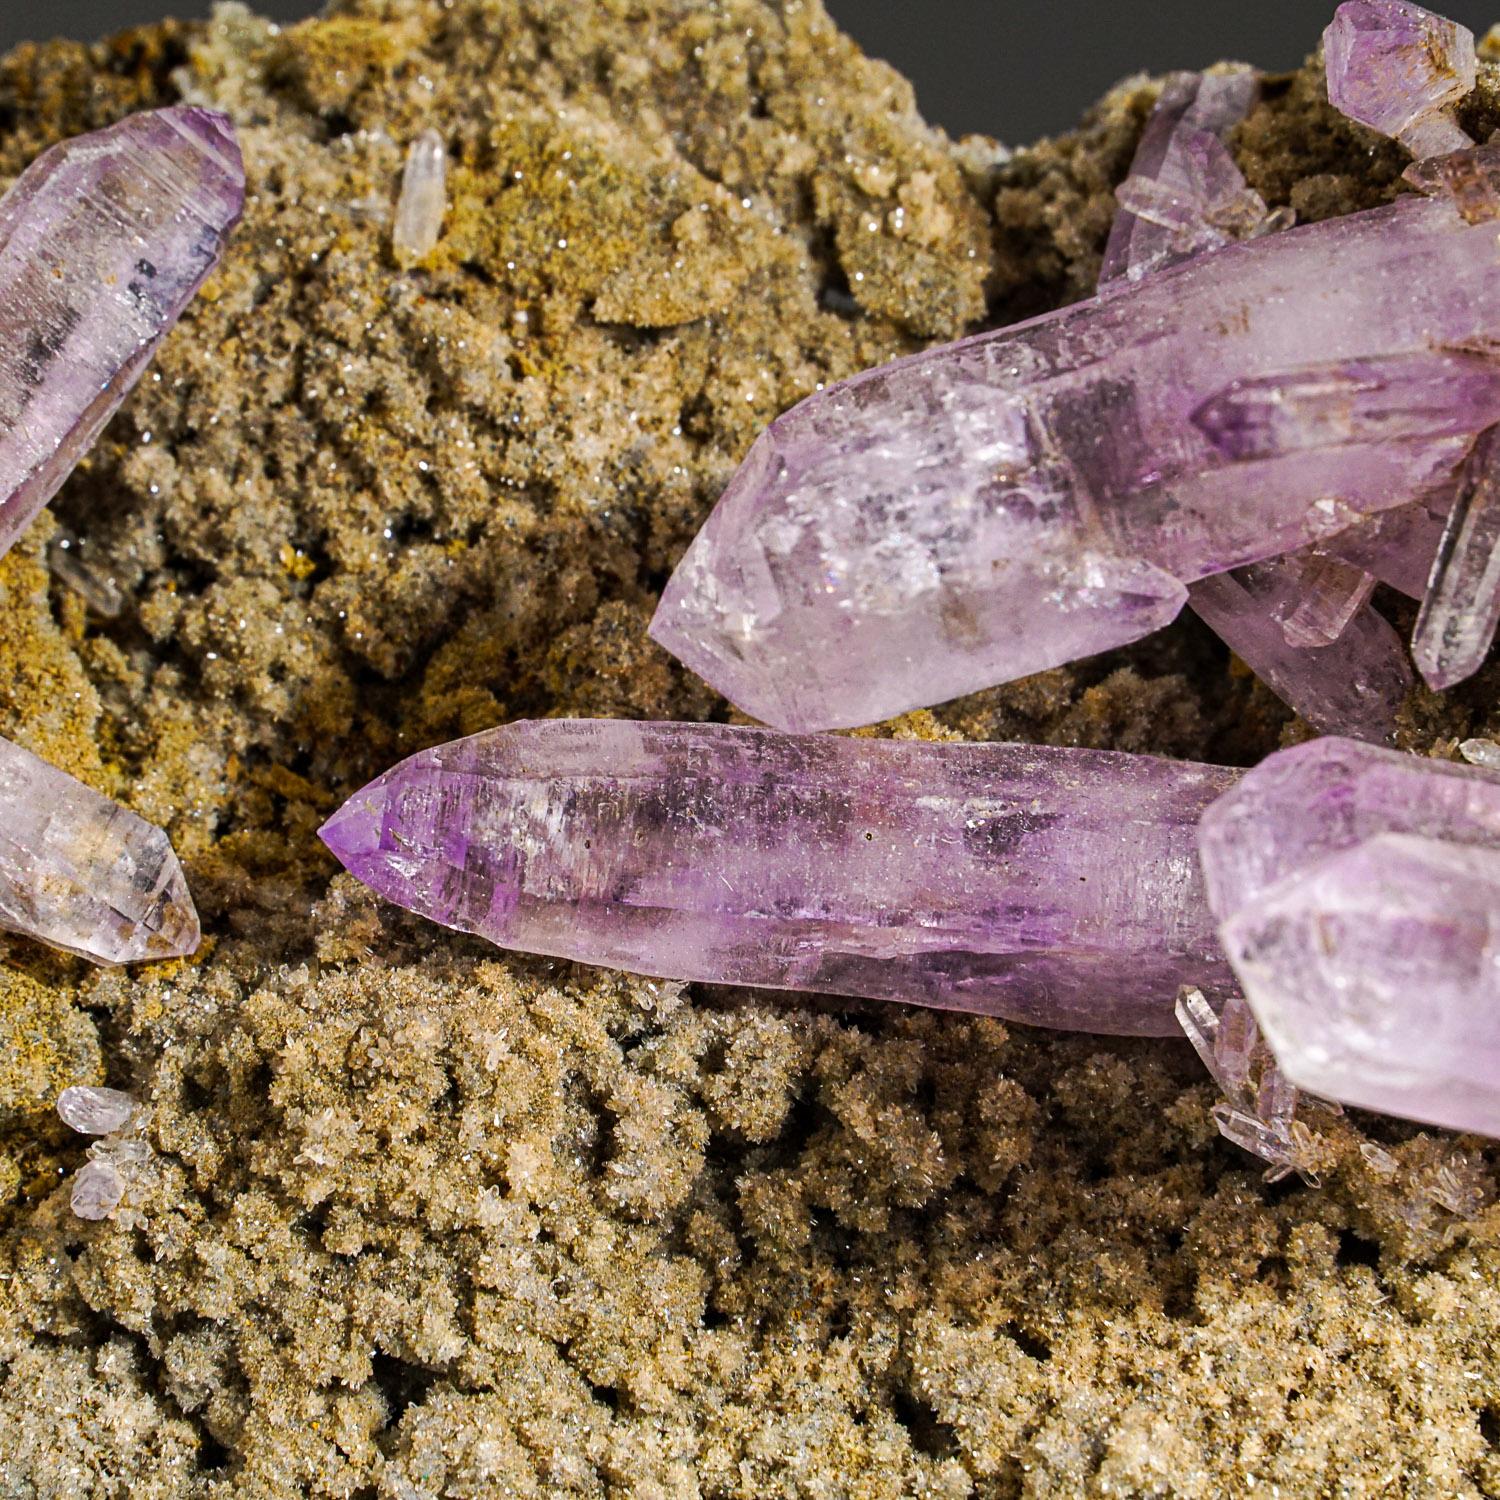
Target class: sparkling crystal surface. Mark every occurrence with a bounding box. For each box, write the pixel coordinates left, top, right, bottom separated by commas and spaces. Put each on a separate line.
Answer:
1324, 0, 1476, 157
56, 1085, 135, 1135
651, 158, 1500, 731
320, 719, 1240, 1035
1199, 736, 1500, 1133
0, 106, 244, 560
0, 736, 200, 964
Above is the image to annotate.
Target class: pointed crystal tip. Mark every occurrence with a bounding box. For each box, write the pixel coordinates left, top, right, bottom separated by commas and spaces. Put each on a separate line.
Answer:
1324, 1, 1475, 155
0, 737, 202, 965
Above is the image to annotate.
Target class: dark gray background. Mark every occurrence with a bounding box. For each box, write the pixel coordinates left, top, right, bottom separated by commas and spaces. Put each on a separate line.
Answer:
4, 1, 1499, 142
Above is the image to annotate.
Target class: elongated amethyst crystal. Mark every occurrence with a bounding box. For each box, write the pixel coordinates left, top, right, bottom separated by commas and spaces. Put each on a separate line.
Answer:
0, 107, 244, 559
0, 736, 199, 965
320, 720, 1239, 1034
651, 139, 1500, 729
1199, 737, 1500, 1134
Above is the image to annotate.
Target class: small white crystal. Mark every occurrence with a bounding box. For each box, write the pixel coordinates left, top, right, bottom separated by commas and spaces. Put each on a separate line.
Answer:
393, 129, 448, 266
1459, 737, 1500, 770
70, 1159, 124, 1220
56, 1084, 135, 1135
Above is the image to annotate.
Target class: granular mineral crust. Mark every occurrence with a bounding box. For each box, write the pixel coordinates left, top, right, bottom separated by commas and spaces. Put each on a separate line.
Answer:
3, 2, 1500, 1496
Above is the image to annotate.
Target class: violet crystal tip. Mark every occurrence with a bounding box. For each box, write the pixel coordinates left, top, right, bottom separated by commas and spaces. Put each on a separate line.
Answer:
322, 718, 1239, 1035
1324, 0, 1475, 155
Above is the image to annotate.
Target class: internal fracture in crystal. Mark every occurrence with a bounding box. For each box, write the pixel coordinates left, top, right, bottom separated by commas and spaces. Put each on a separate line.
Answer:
0, 736, 200, 965
0, 106, 244, 560
1199, 737, 1500, 1136
320, 719, 1239, 1035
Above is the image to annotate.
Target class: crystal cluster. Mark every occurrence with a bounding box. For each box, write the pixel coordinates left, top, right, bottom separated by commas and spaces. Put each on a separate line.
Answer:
0, 736, 200, 965
55, 1084, 147, 1221
0, 106, 245, 560
320, 719, 1239, 1035
0, 108, 240, 964
649, 0, 1500, 736
1199, 737, 1500, 1136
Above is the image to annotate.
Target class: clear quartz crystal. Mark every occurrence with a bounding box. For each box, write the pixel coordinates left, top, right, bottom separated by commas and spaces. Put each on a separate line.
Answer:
1176, 987, 1333, 1184
1412, 424, 1500, 688
56, 1085, 135, 1135
393, 129, 448, 266
1459, 737, 1500, 769
69, 1159, 124, 1220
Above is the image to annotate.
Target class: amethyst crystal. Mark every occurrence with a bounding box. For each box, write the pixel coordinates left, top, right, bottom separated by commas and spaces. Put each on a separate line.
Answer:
0, 736, 199, 965
650, 139, 1500, 730
1099, 68, 1274, 287
651, 3, 1500, 731
0, 106, 244, 559
1185, 565, 1411, 740
1199, 737, 1500, 1135
1098, 64, 1417, 740
1324, 0, 1476, 160
320, 719, 1239, 1035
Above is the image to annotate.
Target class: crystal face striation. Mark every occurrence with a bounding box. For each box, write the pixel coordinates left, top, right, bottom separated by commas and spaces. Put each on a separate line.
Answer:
0, 736, 200, 965
0, 106, 245, 560
1199, 736, 1500, 1136
321, 719, 1239, 1035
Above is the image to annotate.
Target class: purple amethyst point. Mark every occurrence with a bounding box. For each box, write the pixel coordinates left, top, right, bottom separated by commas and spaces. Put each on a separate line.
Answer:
0, 106, 245, 560
320, 719, 1239, 1035
1324, 0, 1476, 158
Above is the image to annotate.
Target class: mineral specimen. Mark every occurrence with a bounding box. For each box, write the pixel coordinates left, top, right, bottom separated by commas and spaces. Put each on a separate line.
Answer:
0, 736, 199, 965
1199, 736, 1500, 1135
650, 141, 1500, 731
1176, 987, 1334, 1185
650, 1, 1500, 732
1323, 0, 1476, 160
392, 128, 448, 266
320, 719, 1239, 1034
1096, 60, 1414, 740
0, 106, 244, 560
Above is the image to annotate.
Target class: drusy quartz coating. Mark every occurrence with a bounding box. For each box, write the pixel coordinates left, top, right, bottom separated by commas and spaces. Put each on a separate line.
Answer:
1199, 737, 1500, 1135
1324, 1, 1476, 160
0, 736, 200, 965
650, 146, 1500, 731
320, 719, 1239, 1035
0, 106, 244, 559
